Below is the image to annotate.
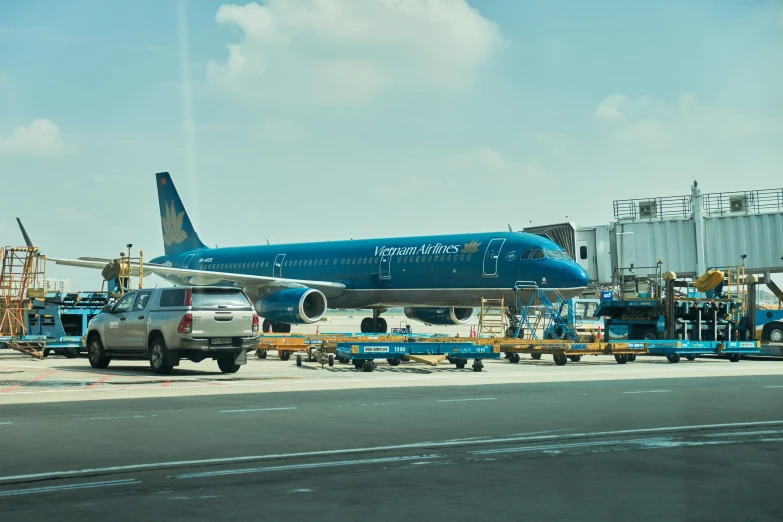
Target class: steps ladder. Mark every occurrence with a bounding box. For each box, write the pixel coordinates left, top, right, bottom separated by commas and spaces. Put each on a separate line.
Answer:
478, 298, 507, 337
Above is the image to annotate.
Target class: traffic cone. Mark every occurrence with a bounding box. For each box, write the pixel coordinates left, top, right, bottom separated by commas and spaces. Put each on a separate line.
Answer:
268, 322, 273, 334
316, 325, 320, 335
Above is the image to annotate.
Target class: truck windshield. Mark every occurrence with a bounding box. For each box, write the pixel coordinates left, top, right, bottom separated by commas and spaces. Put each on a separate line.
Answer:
192, 289, 252, 309
575, 301, 598, 320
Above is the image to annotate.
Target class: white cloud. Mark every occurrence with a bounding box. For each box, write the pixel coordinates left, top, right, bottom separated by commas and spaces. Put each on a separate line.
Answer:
593, 93, 780, 148
447, 146, 546, 180
0, 119, 64, 158
535, 131, 569, 157
207, 0, 503, 105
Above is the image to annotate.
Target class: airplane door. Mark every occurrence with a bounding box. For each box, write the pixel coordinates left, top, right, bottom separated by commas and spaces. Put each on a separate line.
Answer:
273, 254, 286, 278
182, 254, 195, 269
380, 253, 391, 279
483, 238, 506, 277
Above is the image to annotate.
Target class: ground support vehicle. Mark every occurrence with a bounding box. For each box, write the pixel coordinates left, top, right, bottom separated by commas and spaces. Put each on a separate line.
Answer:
333, 340, 501, 372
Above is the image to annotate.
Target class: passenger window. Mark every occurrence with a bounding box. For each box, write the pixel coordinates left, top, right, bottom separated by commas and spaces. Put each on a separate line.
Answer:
447, 255, 451, 262
113, 293, 135, 313
466, 254, 471, 261
352, 258, 356, 264
415, 256, 420, 262
319, 259, 323, 266
531, 249, 545, 260
341, 259, 345, 265
132, 291, 152, 312
580, 246, 588, 260
427, 255, 432, 262
333, 259, 338, 265
520, 249, 532, 260
460, 254, 465, 261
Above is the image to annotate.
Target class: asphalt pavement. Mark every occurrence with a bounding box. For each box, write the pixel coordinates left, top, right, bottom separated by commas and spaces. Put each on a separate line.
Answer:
1, 375, 783, 521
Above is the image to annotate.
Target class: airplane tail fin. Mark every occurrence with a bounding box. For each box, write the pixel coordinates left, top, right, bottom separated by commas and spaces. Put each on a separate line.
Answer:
155, 172, 207, 256
16, 218, 34, 247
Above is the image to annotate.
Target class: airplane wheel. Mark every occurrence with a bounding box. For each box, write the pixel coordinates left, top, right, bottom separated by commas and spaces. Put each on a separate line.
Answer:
360, 318, 373, 333
376, 318, 387, 333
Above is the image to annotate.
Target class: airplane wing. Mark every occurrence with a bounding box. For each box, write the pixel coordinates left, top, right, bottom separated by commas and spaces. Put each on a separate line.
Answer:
49, 258, 346, 298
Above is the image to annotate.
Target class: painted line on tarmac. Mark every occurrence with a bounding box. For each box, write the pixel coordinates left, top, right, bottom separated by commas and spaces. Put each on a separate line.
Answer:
0, 422, 12, 425
763, 386, 783, 389
171, 454, 444, 479
437, 397, 497, 403
0, 369, 59, 393
623, 390, 672, 394
3, 420, 783, 484
86, 375, 113, 389
220, 407, 297, 413
0, 478, 141, 497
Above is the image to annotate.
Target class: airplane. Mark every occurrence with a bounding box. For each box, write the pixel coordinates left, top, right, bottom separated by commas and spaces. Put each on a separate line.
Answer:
52, 172, 589, 334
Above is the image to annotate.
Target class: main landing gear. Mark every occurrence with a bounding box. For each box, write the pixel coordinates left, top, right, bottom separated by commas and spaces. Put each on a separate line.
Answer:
262, 319, 291, 334
360, 310, 387, 334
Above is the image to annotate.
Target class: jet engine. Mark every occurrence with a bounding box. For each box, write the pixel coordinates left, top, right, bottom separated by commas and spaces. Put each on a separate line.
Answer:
403, 307, 474, 326
255, 288, 327, 324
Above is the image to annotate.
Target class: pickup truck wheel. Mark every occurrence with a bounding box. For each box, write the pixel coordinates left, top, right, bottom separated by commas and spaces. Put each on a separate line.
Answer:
88, 336, 111, 369
149, 338, 173, 375
217, 353, 241, 374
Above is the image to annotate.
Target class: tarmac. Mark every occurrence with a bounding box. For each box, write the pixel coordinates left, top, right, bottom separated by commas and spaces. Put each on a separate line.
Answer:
1, 323, 782, 521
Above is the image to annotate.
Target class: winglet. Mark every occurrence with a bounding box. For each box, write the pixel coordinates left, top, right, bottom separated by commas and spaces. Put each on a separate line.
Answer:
16, 218, 34, 247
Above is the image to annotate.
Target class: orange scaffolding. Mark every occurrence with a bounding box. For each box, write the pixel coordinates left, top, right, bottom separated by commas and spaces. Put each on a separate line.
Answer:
0, 246, 46, 357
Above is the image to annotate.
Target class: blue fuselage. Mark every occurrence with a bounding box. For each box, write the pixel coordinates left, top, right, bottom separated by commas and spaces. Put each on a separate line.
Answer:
150, 231, 589, 309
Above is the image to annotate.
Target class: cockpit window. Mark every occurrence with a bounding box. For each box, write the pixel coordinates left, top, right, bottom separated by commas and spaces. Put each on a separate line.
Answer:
545, 249, 566, 260
531, 249, 545, 260
520, 249, 532, 260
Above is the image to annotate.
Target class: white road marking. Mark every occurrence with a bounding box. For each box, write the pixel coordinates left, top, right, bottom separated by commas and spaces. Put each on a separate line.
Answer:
623, 390, 672, 394
0, 479, 140, 497
2, 420, 782, 483
220, 407, 297, 413
763, 386, 783, 389
703, 430, 783, 438
74, 415, 158, 421
0, 422, 12, 425
287, 489, 313, 493
437, 397, 497, 403
172, 454, 443, 479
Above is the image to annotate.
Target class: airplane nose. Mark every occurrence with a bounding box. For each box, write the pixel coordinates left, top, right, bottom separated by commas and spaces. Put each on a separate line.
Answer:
563, 262, 589, 289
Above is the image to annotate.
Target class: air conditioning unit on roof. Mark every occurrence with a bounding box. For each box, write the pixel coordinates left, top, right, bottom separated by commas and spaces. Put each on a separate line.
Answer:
729, 195, 748, 213
638, 200, 657, 219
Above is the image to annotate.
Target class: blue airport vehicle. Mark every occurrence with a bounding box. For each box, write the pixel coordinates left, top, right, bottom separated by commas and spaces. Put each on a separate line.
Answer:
52, 172, 590, 336
612, 340, 759, 363
334, 340, 500, 372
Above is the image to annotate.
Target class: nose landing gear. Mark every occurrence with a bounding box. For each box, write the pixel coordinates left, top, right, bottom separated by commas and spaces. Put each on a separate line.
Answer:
360, 309, 388, 334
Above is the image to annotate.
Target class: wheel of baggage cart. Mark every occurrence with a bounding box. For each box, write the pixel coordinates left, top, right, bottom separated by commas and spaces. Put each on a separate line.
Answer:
43, 348, 51, 357
531, 353, 541, 360
685, 354, 696, 361
627, 354, 637, 362
666, 353, 681, 364
614, 354, 628, 364
362, 360, 374, 372
296, 354, 302, 367
387, 358, 400, 366
553, 353, 568, 366
328, 354, 334, 367
568, 355, 581, 362
728, 353, 741, 363
279, 350, 291, 361
455, 359, 466, 369
508, 353, 520, 364
256, 349, 267, 359
472, 359, 483, 372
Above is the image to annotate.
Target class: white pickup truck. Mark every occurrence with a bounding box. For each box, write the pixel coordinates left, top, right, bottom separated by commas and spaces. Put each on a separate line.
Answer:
86, 286, 259, 374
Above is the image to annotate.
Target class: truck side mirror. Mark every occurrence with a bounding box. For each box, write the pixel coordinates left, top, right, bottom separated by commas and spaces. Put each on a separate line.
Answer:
101, 304, 114, 314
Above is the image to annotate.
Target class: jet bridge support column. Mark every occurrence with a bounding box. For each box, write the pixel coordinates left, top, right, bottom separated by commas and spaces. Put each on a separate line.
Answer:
663, 271, 677, 340
746, 275, 758, 341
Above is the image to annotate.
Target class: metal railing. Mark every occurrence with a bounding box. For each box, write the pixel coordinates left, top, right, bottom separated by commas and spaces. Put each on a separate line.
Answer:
701, 188, 783, 216
613, 195, 692, 220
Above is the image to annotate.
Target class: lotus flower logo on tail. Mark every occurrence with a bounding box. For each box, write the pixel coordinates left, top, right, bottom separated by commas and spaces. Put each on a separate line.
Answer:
460, 240, 481, 254
162, 200, 189, 246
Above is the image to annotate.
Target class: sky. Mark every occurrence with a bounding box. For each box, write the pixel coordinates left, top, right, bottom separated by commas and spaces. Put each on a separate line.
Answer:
1, 0, 782, 290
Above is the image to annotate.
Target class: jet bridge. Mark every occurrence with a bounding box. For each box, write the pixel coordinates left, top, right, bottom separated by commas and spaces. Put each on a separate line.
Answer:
527, 182, 783, 292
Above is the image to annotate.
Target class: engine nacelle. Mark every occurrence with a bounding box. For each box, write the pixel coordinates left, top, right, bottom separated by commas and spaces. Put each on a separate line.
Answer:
255, 288, 327, 324
403, 307, 474, 326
